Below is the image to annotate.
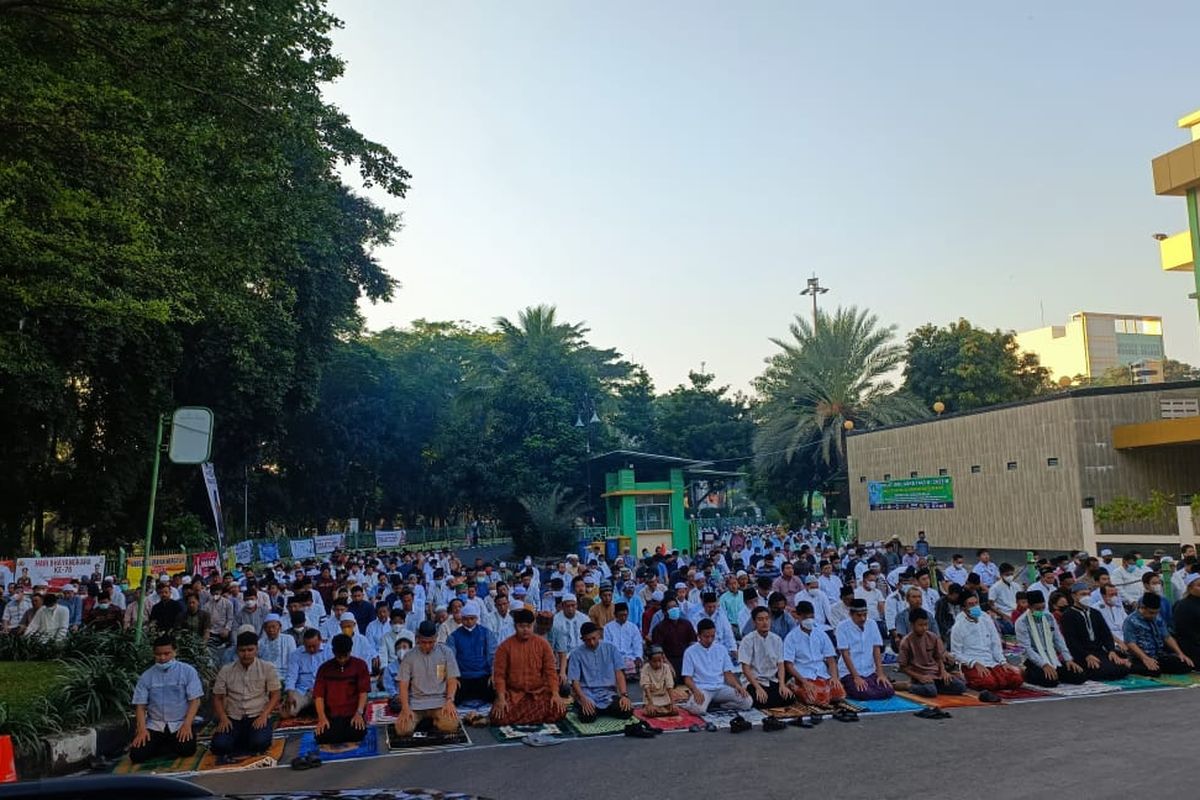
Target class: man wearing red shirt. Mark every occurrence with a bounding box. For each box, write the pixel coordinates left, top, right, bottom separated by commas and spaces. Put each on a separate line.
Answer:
313, 633, 370, 745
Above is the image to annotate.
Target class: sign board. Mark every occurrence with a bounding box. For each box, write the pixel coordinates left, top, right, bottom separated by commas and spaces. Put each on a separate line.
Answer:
17, 556, 106, 590
233, 540, 254, 564
127, 552, 188, 587
867, 476, 955, 511
258, 542, 280, 563
313, 533, 344, 554
349, 518, 359, 534
168, 407, 214, 464
193, 551, 220, 576
375, 530, 405, 548
290, 539, 316, 559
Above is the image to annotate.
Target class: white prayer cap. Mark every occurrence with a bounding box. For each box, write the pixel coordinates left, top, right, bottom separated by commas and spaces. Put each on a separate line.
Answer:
1100, 549, 1113, 556
263, 613, 282, 625
1185, 572, 1200, 586
461, 601, 481, 618
339, 612, 357, 623
561, 593, 578, 604
181, 576, 192, 585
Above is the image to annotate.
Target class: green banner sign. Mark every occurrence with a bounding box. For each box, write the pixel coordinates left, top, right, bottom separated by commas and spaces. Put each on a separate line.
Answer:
867, 476, 954, 510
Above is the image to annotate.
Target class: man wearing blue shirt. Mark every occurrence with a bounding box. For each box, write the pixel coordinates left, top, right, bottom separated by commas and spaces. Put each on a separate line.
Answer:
567, 622, 632, 722
1124, 592, 1194, 677
129, 635, 204, 763
283, 629, 331, 718
448, 601, 497, 704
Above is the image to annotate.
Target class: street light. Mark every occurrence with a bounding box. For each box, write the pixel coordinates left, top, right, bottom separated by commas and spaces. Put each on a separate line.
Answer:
800, 274, 829, 330
933, 401, 945, 416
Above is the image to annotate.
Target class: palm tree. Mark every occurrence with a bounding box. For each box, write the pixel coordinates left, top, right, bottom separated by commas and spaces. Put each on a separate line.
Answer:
754, 306, 927, 509
494, 304, 588, 360
517, 484, 585, 556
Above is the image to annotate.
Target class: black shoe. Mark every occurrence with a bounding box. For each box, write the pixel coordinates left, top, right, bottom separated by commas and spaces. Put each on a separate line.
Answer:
978, 690, 1001, 703
624, 722, 655, 738
762, 717, 787, 732
808, 714, 823, 726
729, 715, 752, 734
789, 716, 814, 729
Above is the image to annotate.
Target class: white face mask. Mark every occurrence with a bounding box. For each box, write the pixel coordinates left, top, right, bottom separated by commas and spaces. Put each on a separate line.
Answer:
391, 623, 403, 633
155, 659, 175, 671
799, 618, 815, 632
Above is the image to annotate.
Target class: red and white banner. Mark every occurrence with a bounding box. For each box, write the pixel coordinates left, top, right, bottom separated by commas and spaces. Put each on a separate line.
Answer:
17, 556, 106, 590
193, 551, 220, 577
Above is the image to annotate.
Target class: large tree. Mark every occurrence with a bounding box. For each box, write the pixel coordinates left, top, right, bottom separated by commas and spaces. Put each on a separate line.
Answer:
755, 307, 927, 518
0, 1, 408, 552
903, 319, 1050, 412
651, 371, 755, 464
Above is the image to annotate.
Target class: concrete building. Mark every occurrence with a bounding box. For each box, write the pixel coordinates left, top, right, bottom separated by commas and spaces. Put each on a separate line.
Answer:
846, 382, 1200, 555
1015, 311, 1165, 384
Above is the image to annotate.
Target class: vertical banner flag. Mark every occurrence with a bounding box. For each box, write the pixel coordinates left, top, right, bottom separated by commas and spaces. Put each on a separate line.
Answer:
200, 462, 228, 551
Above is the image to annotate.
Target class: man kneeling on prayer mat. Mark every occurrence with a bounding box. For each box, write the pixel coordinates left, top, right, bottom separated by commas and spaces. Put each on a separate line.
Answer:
489, 607, 569, 725
129, 635, 203, 763
949, 591, 1021, 698
568, 621, 633, 722
898, 608, 965, 697
1060, 582, 1131, 681
313, 633, 370, 746
393, 620, 461, 737
639, 645, 690, 717
679, 618, 753, 715
783, 600, 845, 706
1123, 592, 1196, 677
1015, 590, 1087, 688
835, 597, 894, 700
738, 606, 794, 708
210, 630, 281, 761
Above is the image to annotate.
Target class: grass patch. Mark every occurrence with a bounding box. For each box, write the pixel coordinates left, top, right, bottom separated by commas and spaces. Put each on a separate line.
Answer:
0, 661, 65, 716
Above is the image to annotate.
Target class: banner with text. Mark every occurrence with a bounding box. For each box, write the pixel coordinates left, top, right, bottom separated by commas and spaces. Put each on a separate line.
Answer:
193, 551, 220, 576
233, 540, 254, 564
867, 476, 955, 511
258, 542, 280, 563
17, 556, 106, 590
289, 539, 315, 559
200, 462, 227, 552
127, 552, 188, 587
313, 533, 344, 554
374, 530, 405, 548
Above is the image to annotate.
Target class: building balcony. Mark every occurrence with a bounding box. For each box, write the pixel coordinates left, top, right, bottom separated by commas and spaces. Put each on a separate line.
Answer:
1159, 231, 1194, 272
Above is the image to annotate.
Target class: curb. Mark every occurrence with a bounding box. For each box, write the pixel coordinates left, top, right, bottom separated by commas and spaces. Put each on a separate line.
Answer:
21, 718, 130, 778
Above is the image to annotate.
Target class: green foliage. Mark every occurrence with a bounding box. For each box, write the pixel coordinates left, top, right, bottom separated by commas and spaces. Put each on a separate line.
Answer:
0, 0, 406, 554
1093, 490, 1176, 527
517, 485, 585, 557
754, 307, 928, 519
902, 319, 1051, 412
650, 371, 755, 464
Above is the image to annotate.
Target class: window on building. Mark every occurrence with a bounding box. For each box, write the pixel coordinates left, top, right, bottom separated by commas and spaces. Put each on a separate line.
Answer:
858, 476, 866, 483
634, 494, 671, 531
909, 471, 918, 478
1161, 398, 1200, 419
1046, 457, 1059, 467
883, 473, 891, 481
938, 468, 948, 476
970, 465, 981, 474
1007, 461, 1018, 471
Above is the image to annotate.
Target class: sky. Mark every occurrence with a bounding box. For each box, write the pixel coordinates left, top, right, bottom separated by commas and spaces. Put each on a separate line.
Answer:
324, 0, 1200, 393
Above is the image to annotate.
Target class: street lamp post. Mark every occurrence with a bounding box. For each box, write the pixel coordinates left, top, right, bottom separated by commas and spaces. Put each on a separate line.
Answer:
799, 274, 829, 330
576, 399, 601, 524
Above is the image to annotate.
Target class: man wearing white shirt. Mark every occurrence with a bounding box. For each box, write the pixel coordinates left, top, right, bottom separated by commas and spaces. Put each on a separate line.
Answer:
2, 590, 31, 633
679, 619, 753, 715
693, 592, 737, 661
603, 603, 644, 676
1112, 553, 1148, 607
817, 562, 843, 603
834, 599, 893, 700
949, 591, 1021, 697
1093, 584, 1129, 645
738, 607, 793, 708
971, 549, 1000, 588
988, 564, 1021, 617
854, 573, 887, 640
1097, 549, 1117, 575
25, 592, 70, 640
794, 575, 833, 633
943, 555, 969, 588
783, 600, 846, 706
482, 594, 515, 642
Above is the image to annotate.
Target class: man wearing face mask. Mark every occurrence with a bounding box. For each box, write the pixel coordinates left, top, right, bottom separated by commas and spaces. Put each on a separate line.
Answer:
258, 613, 292, 675
129, 635, 204, 763
1113, 552, 1148, 608
550, 593, 585, 689
381, 629, 416, 701
651, 597, 698, 677
948, 591, 1020, 699
1141, 572, 1173, 631
783, 600, 845, 706
1060, 583, 1130, 681
1123, 592, 1195, 677
1015, 591, 1087, 687
83, 590, 123, 631
448, 600, 497, 704
2, 588, 31, 633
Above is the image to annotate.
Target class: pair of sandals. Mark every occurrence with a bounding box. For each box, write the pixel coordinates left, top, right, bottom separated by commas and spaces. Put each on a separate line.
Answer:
686, 721, 719, 732
290, 753, 322, 770
831, 709, 859, 723
914, 706, 952, 720
729, 714, 753, 733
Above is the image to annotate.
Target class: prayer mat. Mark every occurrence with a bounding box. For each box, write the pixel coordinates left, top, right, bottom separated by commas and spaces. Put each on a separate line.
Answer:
896, 691, 988, 709
1108, 675, 1171, 691
195, 737, 286, 772
1150, 673, 1200, 688
365, 699, 400, 726
1037, 680, 1121, 698
111, 747, 205, 775
275, 714, 320, 732
562, 710, 631, 736
833, 699, 866, 714
298, 728, 384, 761
700, 708, 767, 729
488, 723, 566, 743
993, 687, 1054, 701
633, 708, 704, 731
388, 722, 470, 750
855, 696, 926, 714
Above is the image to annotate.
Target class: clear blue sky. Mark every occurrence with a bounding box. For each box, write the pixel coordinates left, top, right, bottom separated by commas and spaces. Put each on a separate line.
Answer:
325, 0, 1200, 393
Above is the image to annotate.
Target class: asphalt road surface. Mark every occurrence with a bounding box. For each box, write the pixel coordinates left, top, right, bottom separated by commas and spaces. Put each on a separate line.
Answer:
192, 689, 1194, 800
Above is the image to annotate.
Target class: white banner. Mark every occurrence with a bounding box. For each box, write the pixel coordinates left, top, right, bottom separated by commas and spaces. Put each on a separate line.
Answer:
374, 530, 405, 548
17, 556, 106, 590
200, 462, 227, 552
233, 540, 253, 564
289, 539, 315, 559
349, 518, 359, 534
313, 533, 344, 554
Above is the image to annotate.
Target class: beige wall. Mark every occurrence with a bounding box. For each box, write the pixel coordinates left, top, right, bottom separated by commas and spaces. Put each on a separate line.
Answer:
847, 386, 1200, 552
1015, 319, 1089, 381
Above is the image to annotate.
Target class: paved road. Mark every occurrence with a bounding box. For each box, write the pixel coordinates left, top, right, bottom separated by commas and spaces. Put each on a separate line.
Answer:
192, 689, 1193, 800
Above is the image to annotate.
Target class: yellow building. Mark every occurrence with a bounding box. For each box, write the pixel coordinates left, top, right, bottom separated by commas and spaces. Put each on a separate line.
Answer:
1015, 311, 1165, 383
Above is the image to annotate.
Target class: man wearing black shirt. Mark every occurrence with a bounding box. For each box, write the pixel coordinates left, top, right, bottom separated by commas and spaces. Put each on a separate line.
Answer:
1060, 583, 1130, 681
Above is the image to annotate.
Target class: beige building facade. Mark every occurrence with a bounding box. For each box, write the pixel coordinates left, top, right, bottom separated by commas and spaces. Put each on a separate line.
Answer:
847, 383, 1200, 554
1015, 311, 1165, 383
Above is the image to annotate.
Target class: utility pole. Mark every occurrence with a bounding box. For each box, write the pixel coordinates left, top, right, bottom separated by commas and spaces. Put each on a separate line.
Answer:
799, 274, 829, 330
